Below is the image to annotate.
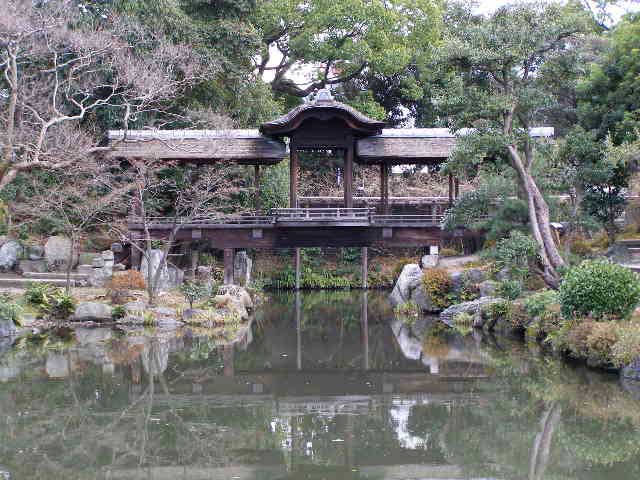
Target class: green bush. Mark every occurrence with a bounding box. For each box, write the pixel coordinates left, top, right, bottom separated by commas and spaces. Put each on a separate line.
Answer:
0, 294, 23, 326
23, 283, 76, 319
498, 280, 523, 300
180, 280, 210, 308
487, 231, 538, 280
523, 290, 560, 318
111, 305, 126, 320
422, 268, 453, 309
559, 260, 640, 320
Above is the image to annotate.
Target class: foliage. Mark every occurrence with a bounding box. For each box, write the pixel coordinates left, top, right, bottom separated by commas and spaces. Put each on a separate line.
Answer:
391, 257, 416, 282
259, 162, 289, 211
111, 305, 126, 321
610, 324, 640, 367
394, 301, 420, 326
453, 311, 474, 336
559, 260, 640, 320
487, 231, 539, 280
577, 12, 640, 144
564, 320, 619, 364
523, 290, 560, 319
23, 283, 76, 319
422, 268, 453, 309
498, 280, 523, 301
0, 294, 23, 326
179, 281, 210, 309
106, 270, 146, 305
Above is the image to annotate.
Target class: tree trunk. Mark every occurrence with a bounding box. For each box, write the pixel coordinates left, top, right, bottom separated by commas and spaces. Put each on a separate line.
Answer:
508, 146, 565, 287
0, 48, 18, 187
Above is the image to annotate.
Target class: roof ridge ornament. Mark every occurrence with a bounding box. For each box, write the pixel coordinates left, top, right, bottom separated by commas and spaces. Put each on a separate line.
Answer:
315, 88, 334, 103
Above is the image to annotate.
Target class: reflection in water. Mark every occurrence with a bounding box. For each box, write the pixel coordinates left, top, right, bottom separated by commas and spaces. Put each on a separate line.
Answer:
1, 290, 640, 479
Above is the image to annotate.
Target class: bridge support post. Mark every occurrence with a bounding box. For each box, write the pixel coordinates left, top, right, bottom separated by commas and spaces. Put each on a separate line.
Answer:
223, 248, 235, 284
294, 247, 301, 290
290, 143, 299, 208
380, 163, 389, 214
344, 142, 354, 208
361, 246, 368, 289
254, 164, 261, 211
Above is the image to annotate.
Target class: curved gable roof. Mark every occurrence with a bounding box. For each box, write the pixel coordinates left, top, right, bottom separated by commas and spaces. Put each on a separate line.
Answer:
260, 89, 385, 137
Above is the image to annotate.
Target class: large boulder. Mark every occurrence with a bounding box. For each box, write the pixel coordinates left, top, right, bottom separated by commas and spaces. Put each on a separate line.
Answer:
622, 357, 640, 381
140, 249, 184, 292
17, 259, 47, 274
0, 240, 21, 271
72, 302, 113, 321
233, 251, 252, 286
479, 280, 499, 298
440, 297, 505, 328
27, 244, 45, 260
390, 264, 423, 306
0, 319, 17, 338
217, 284, 253, 311
88, 250, 115, 287
44, 236, 76, 270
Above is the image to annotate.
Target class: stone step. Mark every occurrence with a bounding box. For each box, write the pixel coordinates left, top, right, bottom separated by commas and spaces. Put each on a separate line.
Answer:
0, 276, 77, 288
22, 272, 89, 280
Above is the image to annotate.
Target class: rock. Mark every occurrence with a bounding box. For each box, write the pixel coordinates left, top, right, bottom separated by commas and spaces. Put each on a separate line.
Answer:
92, 256, 105, 268
72, 302, 113, 321
16, 259, 47, 274
0, 319, 17, 338
44, 236, 77, 270
77, 264, 94, 276
496, 268, 511, 282
479, 280, 499, 298
450, 271, 464, 292
622, 357, 640, 381
420, 254, 439, 268
111, 242, 123, 253
113, 263, 126, 271
217, 284, 253, 311
102, 250, 115, 262
140, 249, 184, 292
233, 251, 252, 286
0, 236, 7, 248
0, 240, 21, 271
465, 268, 486, 284
440, 297, 505, 328
78, 252, 96, 265
390, 263, 422, 306
27, 245, 44, 260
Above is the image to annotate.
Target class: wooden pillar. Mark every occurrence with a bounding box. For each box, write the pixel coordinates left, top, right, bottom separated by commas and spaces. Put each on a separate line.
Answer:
361, 247, 368, 289
344, 143, 354, 208
448, 173, 455, 207
254, 164, 261, 212
223, 248, 234, 284
454, 176, 460, 199
380, 163, 390, 214
294, 247, 301, 290
290, 143, 299, 208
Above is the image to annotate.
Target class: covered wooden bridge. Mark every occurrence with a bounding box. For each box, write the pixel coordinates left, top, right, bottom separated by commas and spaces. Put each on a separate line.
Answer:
108, 89, 552, 285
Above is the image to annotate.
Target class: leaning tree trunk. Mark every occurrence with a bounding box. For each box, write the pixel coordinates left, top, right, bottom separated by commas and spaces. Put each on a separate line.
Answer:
508, 146, 565, 288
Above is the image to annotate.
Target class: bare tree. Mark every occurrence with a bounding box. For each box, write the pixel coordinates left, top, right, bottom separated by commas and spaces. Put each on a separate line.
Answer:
113, 160, 246, 306
1, 0, 217, 195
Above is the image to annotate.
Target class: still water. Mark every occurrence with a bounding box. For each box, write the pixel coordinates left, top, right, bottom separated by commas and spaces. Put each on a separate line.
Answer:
1, 291, 640, 479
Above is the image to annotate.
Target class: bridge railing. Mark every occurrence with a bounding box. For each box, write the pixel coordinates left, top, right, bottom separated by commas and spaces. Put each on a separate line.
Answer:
128, 215, 275, 226
269, 207, 374, 221
371, 214, 444, 226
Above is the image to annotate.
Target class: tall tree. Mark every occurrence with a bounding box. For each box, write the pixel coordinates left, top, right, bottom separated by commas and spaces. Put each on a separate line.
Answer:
252, 0, 441, 98
438, 1, 593, 287
577, 12, 640, 144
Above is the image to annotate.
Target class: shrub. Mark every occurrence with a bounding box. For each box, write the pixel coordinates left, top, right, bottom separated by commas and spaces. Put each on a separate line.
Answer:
422, 268, 453, 309
523, 290, 560, 318
489, 231, 538, 279
0, 294, 23, 326
611, 325, 640, 367
498, 279, 523, 300
564, 320, 618, 365
570, 238, 592, 256
394, 301, 420, 325
111, 305, 126, 320
483, 300, 512, 328
453, 311, 474, 335
559, 260, 640, 320
106, 270, 146, 305
180, 281, 209, 309
23, 283, 76, 319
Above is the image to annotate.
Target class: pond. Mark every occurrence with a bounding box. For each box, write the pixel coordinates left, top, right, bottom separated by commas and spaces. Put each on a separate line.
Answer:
1, 290, 640, 479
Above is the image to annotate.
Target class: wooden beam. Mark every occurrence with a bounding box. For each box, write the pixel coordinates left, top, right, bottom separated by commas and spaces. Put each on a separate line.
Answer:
290, 145, 299, 208
380, 163, 390, 214
223, 248, 234, 284
344, 143, 354, 208
448, 174, 454, 207
454, 177, 460, 199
